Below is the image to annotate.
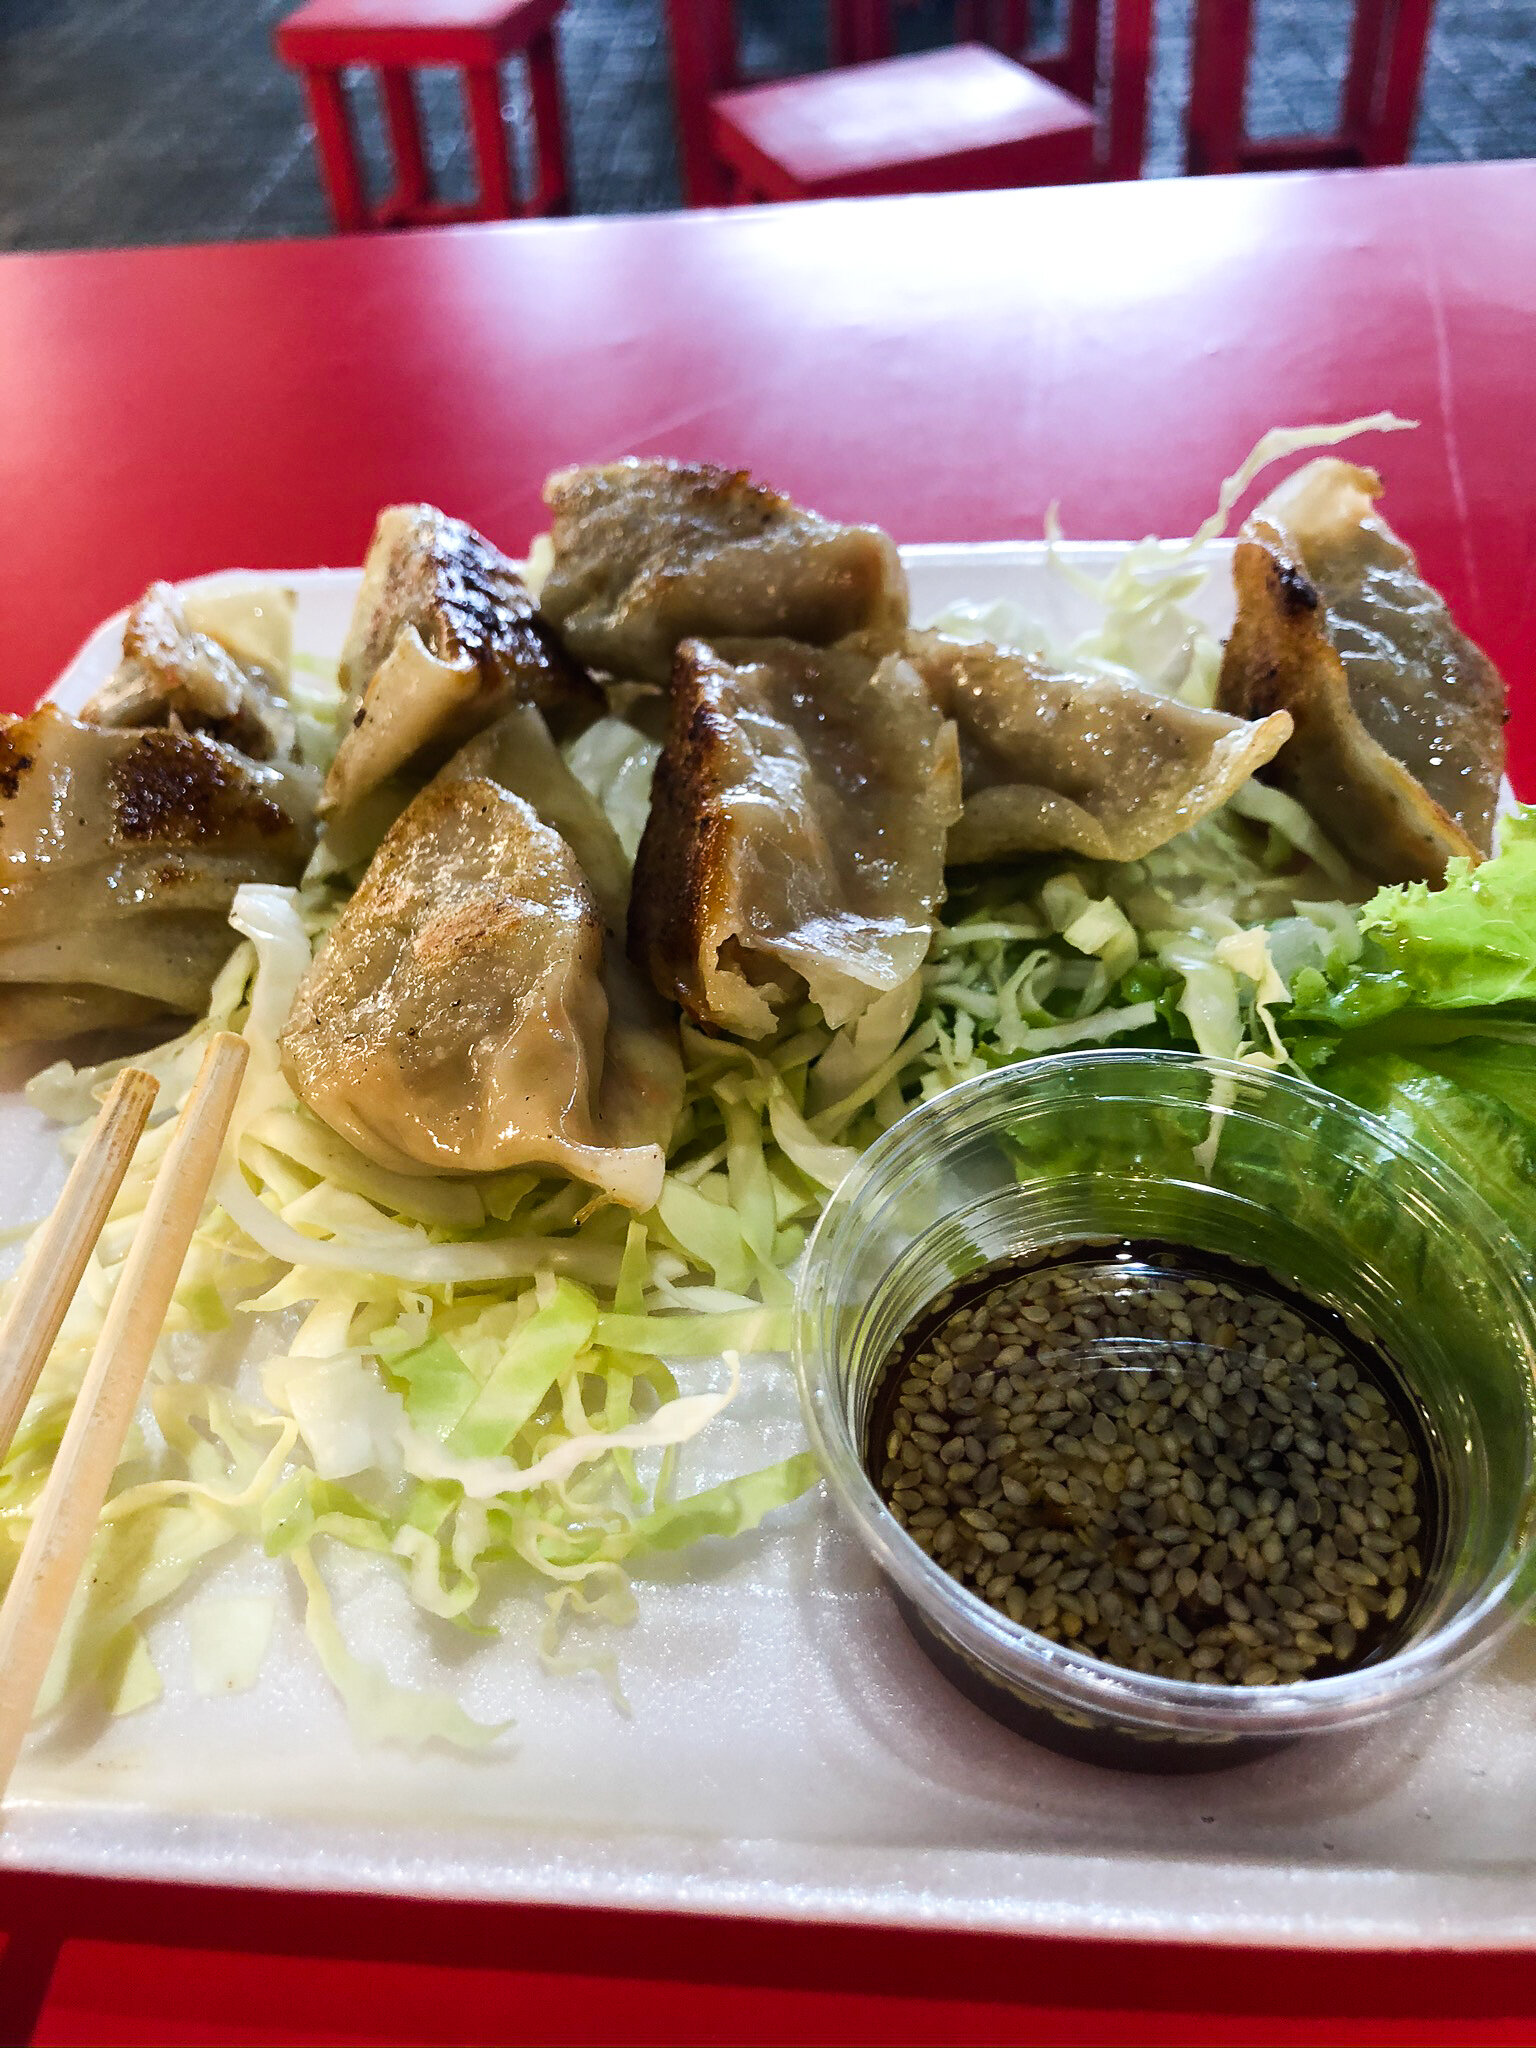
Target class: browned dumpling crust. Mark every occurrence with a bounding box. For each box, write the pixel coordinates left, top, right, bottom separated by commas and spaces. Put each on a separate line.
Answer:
84, 581, 297, 762
906, 632, 1293, 865
629, 635, 960, 1039
0, 704, 315, 1045
323, 504, 602, 818
1216, 460, 1507, 883
539, 460, 909, 686
282, 767, 679, 1207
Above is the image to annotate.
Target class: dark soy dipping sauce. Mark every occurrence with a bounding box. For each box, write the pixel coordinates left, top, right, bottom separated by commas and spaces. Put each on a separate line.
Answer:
864, 1240, 1445, 1763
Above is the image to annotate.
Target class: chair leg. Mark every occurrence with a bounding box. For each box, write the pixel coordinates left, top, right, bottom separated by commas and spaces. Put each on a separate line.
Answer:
378, 67, 431, 218
961, 1, 1032, 58
1057, 0, 1102, 104
1353, 0, 1436, 164
1104, 0, 1154, 179
992, 0, 1033, 58
524, 27, 570, 213
300, 67, 371, 232
831, 0, 892, 64
463, 62, 517, 217
665, 0, 736, 206
1185, 0, 1253, 174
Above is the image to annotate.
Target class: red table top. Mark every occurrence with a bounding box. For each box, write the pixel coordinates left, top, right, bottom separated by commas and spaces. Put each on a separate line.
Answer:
1, 161, 1534, 2043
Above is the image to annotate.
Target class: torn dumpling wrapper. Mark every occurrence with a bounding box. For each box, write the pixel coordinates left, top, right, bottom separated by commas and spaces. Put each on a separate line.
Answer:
84, 581, 299, 763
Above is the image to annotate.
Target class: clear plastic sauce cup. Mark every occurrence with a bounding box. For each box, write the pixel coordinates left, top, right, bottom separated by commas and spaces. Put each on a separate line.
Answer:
793, 1050, 1536, 1772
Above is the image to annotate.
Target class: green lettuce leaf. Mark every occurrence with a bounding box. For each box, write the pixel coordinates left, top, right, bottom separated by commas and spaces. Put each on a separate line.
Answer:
1291, 810, 1536, 1026
1276, 810, 1536, 1255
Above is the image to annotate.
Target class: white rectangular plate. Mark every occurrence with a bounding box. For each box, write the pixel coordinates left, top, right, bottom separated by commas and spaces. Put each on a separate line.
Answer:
2, 544, 1533, 1952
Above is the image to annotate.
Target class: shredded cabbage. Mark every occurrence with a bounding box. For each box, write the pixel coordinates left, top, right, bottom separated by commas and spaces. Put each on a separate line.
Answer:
563, 715, 662, 860
915, 790, 1366, 1084
188, 1595, 276, 1695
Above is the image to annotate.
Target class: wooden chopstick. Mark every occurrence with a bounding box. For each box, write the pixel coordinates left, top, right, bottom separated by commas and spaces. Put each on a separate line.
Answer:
0, 1030, 248, 1797
0, 1065, 159, 1465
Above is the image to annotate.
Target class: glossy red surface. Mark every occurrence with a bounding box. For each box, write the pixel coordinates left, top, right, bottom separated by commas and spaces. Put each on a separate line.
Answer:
711, 44, 1097, 200
0, 165, 1534, 2042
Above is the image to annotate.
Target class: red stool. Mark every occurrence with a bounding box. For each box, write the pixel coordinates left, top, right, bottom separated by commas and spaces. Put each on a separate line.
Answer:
275, 0, 569, 231
1186, 0, 1436, 173
666, 1, 1156, 207
709, 42, 1097, 202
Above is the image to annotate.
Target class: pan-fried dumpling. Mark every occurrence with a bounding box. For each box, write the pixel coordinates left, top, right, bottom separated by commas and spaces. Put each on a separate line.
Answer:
83, 582, 298, 762
322, 505, 603, 820
539, 461, 909, 686
0, 705, 316, 1046
1216, 460, 1507, 883
281, 766, 679, 1206
906, 632, 1292, 865
629, 636, 960, 1038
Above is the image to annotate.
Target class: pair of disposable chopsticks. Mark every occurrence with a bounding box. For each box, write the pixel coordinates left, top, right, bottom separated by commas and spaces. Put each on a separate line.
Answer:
0, 1031, 248, 1797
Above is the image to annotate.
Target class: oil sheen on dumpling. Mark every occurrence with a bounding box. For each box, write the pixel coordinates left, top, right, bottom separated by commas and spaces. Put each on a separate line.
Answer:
443, 707, 631, 931
281, 766, 678, 1207
629, 636, 961, 1038
0, 705, 315, 1046
1216, 459, 1507, 882
539, 460, 909, 685
83, 581, 299, 762
906, 632, 1292, 865
322, 504, 603, 820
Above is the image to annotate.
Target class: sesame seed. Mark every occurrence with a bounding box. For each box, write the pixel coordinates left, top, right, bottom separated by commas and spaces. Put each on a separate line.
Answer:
870, 1247, 1433, 1687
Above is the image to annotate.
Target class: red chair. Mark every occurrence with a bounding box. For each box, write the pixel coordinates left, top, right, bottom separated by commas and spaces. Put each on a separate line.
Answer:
275, 0, 569, 232
1185, 0, 1437, 174
666, 1, 1155, 208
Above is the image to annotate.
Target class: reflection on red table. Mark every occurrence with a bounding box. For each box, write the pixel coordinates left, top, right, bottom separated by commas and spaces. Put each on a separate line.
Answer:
0, 162, 1533, 2042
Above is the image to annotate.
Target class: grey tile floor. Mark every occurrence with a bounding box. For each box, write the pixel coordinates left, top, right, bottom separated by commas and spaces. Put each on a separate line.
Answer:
0, 0, 1531, 252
